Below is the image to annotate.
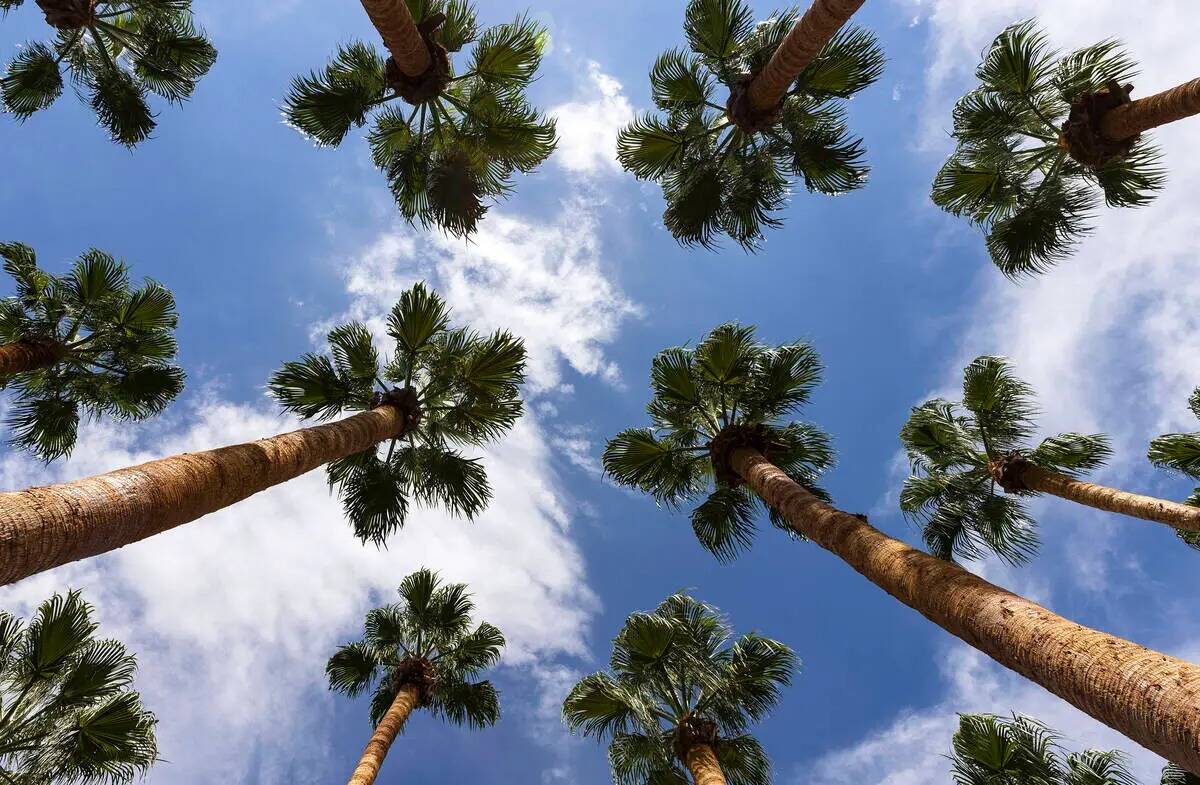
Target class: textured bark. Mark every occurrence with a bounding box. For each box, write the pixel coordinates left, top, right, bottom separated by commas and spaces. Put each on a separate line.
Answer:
1014, 464, 1200, 533
0, 339, 67, 377
1102, 77, 1200, 140
359, 0, 431, 77
731, 446, 1200, 774
746, 0, 866, 113
0, 407, 407, 586
682, 743, 728, 785
346, 684, 420, 785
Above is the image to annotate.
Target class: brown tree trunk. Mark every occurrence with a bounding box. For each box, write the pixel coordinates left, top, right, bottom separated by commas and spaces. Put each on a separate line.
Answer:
730, 446, 1200, 774
0, 406, 407, 586
682, 743, 728, 785
1102, 77, 1200, 140
359, 0, 430, 77
746, 0, 866, 113
0, 339, 67, 377
346, 684, 420, 785
1000, 463, 1200, 533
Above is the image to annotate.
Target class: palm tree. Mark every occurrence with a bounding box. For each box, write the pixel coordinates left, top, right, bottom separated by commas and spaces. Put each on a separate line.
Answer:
949, 712, 1199, 783
282, 0, 556, 238
0, 242, 184, 462
604, 323, 1200, 772
0, 0, 217, 146
1147, 387, 1200, 551
900, 355, 1200, 564
933, 21, 1200, 277
0, 282, 525, 586
0, 589, 157, 783
327, 568, 502, 785
563, 592, 794, 785
616, 0, 884, 251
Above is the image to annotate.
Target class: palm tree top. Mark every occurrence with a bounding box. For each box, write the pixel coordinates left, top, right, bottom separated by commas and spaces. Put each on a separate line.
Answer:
932, 20, 1165, 277
617, 0, 884, 251
899, 355, 1110, 564
0, 589, 158, 784
603, 322, 834, 560
0, 241, 184, 461
327, 568, 504, 730
950, 712, 1197, 785
269, 281, 526, 544
1147, 386, 1200, 550
1, 0, 217, 146
564, 592, 795, 785
282, 0, 556, 238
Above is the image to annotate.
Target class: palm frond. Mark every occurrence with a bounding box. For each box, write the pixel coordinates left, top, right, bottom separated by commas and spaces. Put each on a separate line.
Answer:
691, 486, 757, 561
282, 41, 386, 147
684, 0, 753, 65
790, 26, 885, 99
428, 678, 500, 728
2, 42, 64, 118
470, 14, 545, 85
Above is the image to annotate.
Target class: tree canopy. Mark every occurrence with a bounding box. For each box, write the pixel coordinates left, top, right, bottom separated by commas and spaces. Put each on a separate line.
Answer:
563, 592, 795, 785
1147, 387, 1200, 550
269, 281, 525, 545
617, 0, 884, 251
0, 242, 184, 461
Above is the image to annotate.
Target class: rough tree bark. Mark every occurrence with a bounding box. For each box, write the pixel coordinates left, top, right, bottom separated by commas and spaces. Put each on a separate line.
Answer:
730, 446, 1200, 774
682, 743, 728, 785
1102, 77, 1200, 140
346, 684, 420, 785
0, 339, 67, 377
359, 0, 431, 77
0, 406, 407, 586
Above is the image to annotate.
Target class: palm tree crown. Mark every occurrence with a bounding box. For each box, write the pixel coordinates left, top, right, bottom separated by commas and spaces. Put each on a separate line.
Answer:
617, 0, 884, 251
900, 355, 1110, 565
563, 593, 795, 785
282, 0, 556, 237
0, 242, 184, 461
950, 712, 1197, 785
603, 323, 833, 561
932, 21, 1165, 278
326, 568, 504, 731
269, 281, 525, 545
1, 0, 217, 146
1147, 387, 1200, 550
0, 590, 157, 784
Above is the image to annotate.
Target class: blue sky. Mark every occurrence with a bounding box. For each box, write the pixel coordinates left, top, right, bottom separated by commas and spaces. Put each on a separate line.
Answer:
2, 0, 1199, 783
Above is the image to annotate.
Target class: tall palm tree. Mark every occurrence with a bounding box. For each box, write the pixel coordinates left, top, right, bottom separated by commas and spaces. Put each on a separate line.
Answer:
949, 712, 1199, 783
0, 282, 525, 586
933, 21, 1200, 277
900, 355, 1200, 564
1147, 386, 1200, 551
617, 0, 884, 251
604, 323, 1200, 772
0, 589, 157, 783
327, 568, 502, 785
282, 0, 556, 238
563, 592, 795, 785
0, 0, 217, 146
0, 242, 184, 462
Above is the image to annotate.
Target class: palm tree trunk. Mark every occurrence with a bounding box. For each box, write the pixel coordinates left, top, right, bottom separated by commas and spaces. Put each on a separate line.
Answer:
359, 0, 431, 77
992, 460, 1200, 533
1101, 77, 1200, 140
0, 406, 407, 586
730, 446, 1200, 774
746, 0, 865, 113
0, 339, 66, 377
346, 684, 420, 785
682, 743, 728, 785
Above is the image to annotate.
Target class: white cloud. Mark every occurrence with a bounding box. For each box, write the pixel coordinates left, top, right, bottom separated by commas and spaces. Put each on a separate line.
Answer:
0, 393, 596, 783
548, 61, 636, 176
340, 197, 640, 394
